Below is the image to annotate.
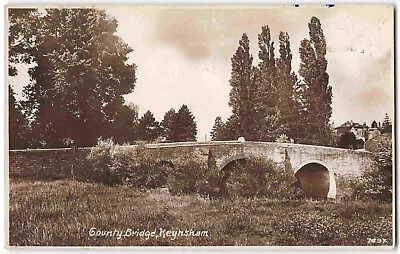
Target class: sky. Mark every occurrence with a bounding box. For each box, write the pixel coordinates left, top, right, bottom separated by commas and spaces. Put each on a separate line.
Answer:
9, 5, 394, 141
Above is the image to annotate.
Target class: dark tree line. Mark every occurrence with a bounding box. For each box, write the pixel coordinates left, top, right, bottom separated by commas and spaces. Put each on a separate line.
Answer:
134, 104, 197, 143
161, 105, 197, 142
8, 8, 197, 149
212, 17, 333, 146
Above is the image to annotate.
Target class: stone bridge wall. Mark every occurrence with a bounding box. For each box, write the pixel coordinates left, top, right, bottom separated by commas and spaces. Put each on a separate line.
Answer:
8, 148, 93, 181
8, 141, 375, 180
8, 141, 376, 199
242, 142, 375, 177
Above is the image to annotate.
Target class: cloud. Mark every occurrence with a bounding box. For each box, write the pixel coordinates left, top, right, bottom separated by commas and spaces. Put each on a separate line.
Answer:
154, 11, 212, 60
105, 5, 393, 138
357, 87, 386, 108
152, 7, 319, 62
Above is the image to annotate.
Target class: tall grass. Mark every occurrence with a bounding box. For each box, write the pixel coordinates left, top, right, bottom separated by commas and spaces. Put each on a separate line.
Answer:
9, 179, 393, 246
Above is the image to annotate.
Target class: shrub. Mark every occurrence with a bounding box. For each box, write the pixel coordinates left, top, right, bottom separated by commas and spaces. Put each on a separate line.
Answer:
87, 138, 121, 185
220, 157, 302, 199
337, 131, 356, 149
227, 171, 259, 198
167, 161, 207, 195
197, 170, 228, 199
119, 143, 168, 189
87, 139, 168, 188
223, 157, 268, 198
352, 141, 392, 202
264, 160, 302, 199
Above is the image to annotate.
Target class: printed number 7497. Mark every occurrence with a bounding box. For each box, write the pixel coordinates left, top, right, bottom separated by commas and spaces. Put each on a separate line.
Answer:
367, 238, 387, 244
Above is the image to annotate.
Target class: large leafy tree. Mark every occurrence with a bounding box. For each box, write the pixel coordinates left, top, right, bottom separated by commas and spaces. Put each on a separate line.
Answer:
9, 85, 30, 149
228, 33, 262, 140
298, 17, 332, 145
136, 110, 162, 141
8, 9, 41, 77
112, 103, 139, 144
170, 104, 197, 142
8, 8, 137, 147
161, 108, 176, 142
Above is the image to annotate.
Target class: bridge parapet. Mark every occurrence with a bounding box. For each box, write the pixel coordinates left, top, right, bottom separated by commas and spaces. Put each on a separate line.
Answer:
9, 140, 376, 199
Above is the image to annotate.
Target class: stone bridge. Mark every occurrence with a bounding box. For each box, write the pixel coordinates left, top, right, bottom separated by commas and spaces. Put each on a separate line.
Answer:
9, 140, 375, 199
139, 141, 375, 199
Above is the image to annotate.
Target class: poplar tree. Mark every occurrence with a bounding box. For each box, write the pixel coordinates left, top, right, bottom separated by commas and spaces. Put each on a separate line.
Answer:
257, 26, 280, 141
228, 33, 261, 140
276, 31, 300, 140
298, 17, 332, 145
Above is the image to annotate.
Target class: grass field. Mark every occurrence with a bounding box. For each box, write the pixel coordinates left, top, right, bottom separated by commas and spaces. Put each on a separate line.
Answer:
8, 179, 393, 247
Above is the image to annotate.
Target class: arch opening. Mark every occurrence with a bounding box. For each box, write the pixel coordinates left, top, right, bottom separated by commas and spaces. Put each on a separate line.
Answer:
295, 163, 331, 198
220, 158, 248, 182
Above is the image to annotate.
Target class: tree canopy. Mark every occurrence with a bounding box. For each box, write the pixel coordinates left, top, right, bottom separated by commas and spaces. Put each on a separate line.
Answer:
382, 113, 392, 134
9, 85, 30, 149
298, 16, 332, 145
136, 110, 162, 141
169, 105, 197, 142
161, 108, 176, 142
228, 33, 262, 140
8, 8, 137, 147
215, 17, 333, 146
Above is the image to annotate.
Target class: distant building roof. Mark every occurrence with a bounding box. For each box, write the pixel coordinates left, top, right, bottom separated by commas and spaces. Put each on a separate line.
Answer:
335, 121, 368, 131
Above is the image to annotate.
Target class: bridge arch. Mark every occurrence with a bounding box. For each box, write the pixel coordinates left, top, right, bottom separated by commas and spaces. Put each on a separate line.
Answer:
219, 157, 248, 181
294, 161, 336, 199
218, 154, 247, 171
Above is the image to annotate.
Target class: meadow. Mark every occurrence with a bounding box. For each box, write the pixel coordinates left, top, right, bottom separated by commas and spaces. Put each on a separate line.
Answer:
8, 178, 393, 247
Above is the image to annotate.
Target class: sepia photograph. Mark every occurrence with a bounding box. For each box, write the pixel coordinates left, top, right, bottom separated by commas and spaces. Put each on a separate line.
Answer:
6, 4, 394, 247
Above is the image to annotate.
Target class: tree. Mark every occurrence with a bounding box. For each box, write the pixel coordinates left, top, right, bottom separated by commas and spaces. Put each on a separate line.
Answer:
355, 134, 392, 202
170, 105, 197, 142
112, 103, 139, 144
256, 26, 280, 141
298, 17, 332, 146
9, 85, 30, 149
382, 113, 392, 134
136, 110, 162, 141
338, 131, 356, 149
8, 8, 137, 147
161, 108, 176, 142
228, 33, 262, 140
275, 31, 300, 141
8, 9, 41, 77
223, 115, 242, 140
210, 116, 226, 141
